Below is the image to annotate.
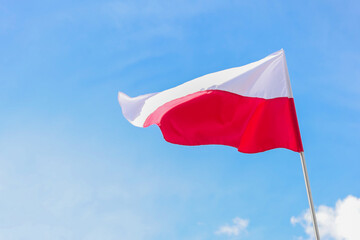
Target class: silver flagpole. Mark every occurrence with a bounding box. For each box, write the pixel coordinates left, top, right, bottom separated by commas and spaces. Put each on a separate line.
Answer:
299, 152, 320, 240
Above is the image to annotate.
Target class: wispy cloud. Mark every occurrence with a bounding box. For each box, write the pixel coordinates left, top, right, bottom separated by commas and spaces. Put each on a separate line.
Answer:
0, 124, 170, 240
291, 195, 360, 240
215, 217, 249, 237
105, 0, 221, 20
102, 0, 223, 44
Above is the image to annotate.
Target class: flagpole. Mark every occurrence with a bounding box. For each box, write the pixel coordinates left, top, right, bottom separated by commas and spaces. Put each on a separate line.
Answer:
299, 152, 320, 240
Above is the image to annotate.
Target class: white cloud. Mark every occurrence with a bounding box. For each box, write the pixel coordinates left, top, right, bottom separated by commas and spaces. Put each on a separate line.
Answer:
215, 217, 249, 237
291, 195, 360, 240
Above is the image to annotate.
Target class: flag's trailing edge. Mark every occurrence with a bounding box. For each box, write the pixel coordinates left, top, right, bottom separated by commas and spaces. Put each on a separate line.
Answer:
118, 49, 303, 153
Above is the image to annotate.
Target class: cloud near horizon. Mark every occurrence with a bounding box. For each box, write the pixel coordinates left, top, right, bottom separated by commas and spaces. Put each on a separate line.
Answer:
215, 217, 249, 237
291, 195, 360, 240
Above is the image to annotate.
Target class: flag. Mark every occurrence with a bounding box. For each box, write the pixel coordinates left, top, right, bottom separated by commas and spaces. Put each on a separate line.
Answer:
118, 49, 303, 153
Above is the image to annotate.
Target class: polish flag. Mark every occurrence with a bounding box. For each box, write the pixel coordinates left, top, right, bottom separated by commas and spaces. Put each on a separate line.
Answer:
118, 49, 303, 153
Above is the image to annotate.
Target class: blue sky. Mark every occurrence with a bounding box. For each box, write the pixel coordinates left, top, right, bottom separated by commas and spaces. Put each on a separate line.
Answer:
1, 0, 359, 239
